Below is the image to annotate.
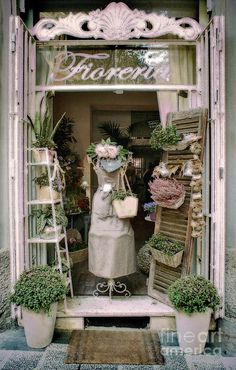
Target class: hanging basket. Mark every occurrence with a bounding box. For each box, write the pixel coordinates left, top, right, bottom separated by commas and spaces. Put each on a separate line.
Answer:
112, 196, 138, 219
150, 247, 184, 268
156, 192, 186, 209
69, 248, 88, 264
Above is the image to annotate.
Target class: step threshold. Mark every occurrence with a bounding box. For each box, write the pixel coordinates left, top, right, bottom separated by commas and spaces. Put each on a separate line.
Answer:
57, 295, 175, 318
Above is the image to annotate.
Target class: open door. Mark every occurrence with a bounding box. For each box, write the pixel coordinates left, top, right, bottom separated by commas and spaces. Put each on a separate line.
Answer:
9, 16, 36, 294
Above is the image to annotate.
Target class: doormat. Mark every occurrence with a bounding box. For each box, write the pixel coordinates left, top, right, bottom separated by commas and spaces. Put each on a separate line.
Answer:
65, 329, 164, 365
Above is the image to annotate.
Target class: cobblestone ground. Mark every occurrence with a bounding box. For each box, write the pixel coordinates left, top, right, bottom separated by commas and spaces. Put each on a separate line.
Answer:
0, 328, 236, 370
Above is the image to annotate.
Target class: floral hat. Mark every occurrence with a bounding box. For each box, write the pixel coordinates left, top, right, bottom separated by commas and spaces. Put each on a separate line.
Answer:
86, 138, 131, 172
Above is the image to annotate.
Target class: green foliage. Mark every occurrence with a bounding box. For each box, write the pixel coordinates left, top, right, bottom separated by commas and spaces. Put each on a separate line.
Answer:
68, 240, 87, 252
146, 233, 183, 256
53, 115, 77, 158
86, 142, 97, 159
10, 265, 67, 313
168, 275, 220, 314
27, 94, 66, 149
33, 173, 64, 192
98, 121, 131, 146
111, 189, 137, 201
32, 205, 68, 234
150, 124, 181, 150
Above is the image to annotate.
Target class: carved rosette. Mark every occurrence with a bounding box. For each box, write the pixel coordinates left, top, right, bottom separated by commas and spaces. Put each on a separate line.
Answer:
31, 2, 202, 41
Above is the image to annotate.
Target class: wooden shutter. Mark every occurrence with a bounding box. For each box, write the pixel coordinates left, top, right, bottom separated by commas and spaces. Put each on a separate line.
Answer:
148, 108, 208, 305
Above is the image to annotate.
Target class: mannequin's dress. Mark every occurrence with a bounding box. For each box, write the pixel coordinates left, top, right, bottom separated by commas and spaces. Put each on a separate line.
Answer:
88, 165, 136, 279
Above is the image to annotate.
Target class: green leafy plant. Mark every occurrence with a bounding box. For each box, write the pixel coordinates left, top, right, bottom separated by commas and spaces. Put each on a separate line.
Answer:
111, 189, 137, 201
68, 240, 87, 253
27, 94, 66, 150
98, 121, 131, 146
146, 233, 183, 256
32, 205, 68, 234
53, 115, 77, 158
150, 124, 181, 150
10, 265, 67, 313
168, 275, 220, 314
33, 173, 64, 192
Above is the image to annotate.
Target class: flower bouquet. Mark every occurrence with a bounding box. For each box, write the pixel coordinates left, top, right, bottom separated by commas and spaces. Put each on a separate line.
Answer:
86, 138, 131, 172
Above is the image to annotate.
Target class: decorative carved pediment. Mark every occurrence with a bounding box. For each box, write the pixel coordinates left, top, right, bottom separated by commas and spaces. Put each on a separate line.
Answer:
31, 2, 202, 41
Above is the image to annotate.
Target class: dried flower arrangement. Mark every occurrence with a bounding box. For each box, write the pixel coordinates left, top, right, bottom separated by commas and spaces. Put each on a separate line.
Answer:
149, 177, 185, 209
86, 138, 129, 162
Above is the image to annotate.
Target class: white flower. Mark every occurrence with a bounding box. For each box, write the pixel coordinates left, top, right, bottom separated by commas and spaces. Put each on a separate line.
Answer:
106, 145, 119, 159
95, 144, 109, 158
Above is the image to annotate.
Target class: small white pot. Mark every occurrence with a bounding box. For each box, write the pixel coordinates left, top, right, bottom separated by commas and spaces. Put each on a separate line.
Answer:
32, 148, 55, 164
40, 225, 62, 239
37, 186, 60, 202
22, 303, 58, 348
176, 309, 212, 354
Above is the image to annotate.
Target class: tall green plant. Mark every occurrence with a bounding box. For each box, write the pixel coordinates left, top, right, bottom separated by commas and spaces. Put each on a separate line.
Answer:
27, 94, 66, 149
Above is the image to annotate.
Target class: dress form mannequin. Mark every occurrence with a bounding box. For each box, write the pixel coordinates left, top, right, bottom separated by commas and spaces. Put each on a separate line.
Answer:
88, 163, 136, 296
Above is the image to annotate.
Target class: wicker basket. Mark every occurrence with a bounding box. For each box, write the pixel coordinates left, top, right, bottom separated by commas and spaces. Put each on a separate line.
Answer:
112, 196, 138, 219
150, 247, 184, 268
69, 248, 88, 264
157, 192, 186, 209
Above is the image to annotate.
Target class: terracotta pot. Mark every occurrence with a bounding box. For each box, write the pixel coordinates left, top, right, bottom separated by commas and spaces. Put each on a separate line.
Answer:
176, 309, 212, 354
22, 303, 57, 348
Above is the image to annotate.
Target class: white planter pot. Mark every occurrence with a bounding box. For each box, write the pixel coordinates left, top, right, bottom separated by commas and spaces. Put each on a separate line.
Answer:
22, 303, 58, 348
37, 186, 60, 202
40, 225, 62, 239
32, 148, 55, 164
176, 309, 212, 354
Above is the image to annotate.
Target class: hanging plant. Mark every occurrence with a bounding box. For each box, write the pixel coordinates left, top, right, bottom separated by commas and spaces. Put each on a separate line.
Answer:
150, 125, 181, 150
149, 177, 185, 209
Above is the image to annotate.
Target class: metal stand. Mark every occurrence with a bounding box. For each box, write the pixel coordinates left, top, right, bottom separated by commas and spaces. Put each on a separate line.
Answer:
93, 279, 131, 299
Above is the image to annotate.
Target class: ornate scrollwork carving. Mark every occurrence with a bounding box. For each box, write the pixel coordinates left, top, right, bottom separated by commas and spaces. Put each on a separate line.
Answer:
32, 2, 202, 41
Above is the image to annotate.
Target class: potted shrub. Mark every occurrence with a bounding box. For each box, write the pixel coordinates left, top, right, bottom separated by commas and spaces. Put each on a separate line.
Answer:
10, 265, 67, 348
143, 201, 157, 221
33, 205, 68, 239
146, 233, 184, 267
149, 177, 185, 209
34, 172, 64, 201
111, 189, 138, 219
150, 124, 181, 151
168, 275, 220, 354
27, 94, 66, 163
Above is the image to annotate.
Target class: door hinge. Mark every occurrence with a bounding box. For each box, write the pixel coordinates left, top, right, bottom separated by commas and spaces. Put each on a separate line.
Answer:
219, 167, 224, 179
11, 33, 16, 53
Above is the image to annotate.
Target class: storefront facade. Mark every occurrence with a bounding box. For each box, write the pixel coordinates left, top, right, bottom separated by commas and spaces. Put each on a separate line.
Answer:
0, 0, 235, 355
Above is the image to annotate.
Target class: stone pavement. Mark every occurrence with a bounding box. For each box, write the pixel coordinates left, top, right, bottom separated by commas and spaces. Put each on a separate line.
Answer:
0, 328, 236, 370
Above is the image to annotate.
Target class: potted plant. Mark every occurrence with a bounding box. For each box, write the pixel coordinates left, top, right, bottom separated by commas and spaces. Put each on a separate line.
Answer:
150, 124, 181, 151
68, 239, 88, 264
111, 189, 138, 219
149, 177, 185, 209
27, 94, 66, 163
146, 233, 184, 267
33, 172, 64, 201
10, 265, 67, 348
143, 201, 157, 221
168, 275, 220, 354
33, 205, 68, 239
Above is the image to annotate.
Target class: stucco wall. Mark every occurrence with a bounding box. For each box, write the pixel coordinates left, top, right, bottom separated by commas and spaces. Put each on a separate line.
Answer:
0, 0, 11, 329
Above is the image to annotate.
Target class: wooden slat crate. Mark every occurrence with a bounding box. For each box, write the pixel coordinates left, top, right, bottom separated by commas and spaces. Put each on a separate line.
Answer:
148, 108, 208, 305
